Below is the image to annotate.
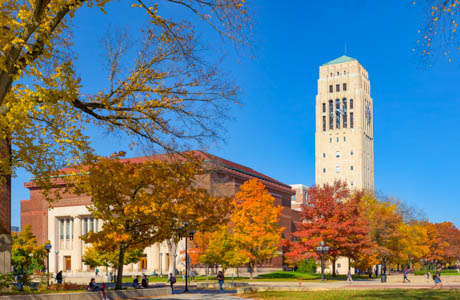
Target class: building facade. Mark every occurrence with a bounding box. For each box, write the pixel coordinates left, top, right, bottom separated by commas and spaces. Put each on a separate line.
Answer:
315, 55, 374, 191
21, 151, 298, 276
289, 184, 309, 211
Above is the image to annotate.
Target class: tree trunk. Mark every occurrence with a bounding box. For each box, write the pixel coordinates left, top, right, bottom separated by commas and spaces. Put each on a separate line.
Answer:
166, 239, 177, 275
249, 261, 254, 279
332, 257, 336, 277
115, 244, 126, 290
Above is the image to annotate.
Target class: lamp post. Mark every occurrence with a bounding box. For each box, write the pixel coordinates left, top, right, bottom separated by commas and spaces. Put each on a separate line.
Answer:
44, 243, 52, 288
179, 222, 195, 293
316, 241, 330, 282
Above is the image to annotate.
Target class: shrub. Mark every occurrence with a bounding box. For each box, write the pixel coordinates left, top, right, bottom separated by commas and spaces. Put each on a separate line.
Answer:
0, 273, 14, 290
297, 259, 317, 273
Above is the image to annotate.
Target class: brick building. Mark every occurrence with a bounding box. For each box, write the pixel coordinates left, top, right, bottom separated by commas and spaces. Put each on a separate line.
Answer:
21, 151, 299, 275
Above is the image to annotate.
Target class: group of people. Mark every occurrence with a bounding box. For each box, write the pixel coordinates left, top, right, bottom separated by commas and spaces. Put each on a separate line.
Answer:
167, 270, 225, 293
132, 274, 150, 288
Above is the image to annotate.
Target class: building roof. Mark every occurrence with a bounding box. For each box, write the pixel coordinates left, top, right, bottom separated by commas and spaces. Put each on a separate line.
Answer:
125, 150, 294, 192
323, 55, 356, 66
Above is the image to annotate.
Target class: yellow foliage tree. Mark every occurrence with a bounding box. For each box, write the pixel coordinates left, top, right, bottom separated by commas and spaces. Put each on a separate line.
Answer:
230, 179, 284, 279
71, 152, 230, 289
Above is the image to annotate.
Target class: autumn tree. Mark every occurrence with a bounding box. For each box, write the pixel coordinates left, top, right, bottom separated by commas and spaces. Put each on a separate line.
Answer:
413, 0, 459, 63
11, 225, 47, 289
285, 181, 371, 277
435, 222, 460, 264
72, 152, 230, 289
360, 193, 404, 273
0, 0, 251, 267
82, 245, 144, 276
230, 179, 283, 279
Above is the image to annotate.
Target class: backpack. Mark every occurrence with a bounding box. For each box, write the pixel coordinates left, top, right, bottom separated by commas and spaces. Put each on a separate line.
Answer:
171, 276, 176, 283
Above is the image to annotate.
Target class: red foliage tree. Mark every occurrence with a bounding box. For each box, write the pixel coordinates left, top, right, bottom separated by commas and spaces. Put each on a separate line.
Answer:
285, 181, 371, 276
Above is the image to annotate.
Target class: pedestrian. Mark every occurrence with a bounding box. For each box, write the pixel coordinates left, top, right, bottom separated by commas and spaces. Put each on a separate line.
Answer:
347, 270, 353, 283
55, 270, 63, 284
141, 274, 149, 288
132, 275, 141, 288
95, 268, 99, 277
375, 267, 378, 278
168, 273, 176, 292
403, 267, 411, 283
433, 267, 442, 289
100, 282, 109, 300
217, 271, 225, 293
109, 271, 113, 283
88, 278, 99, 292
426, 271, 430, 279
182, 271, 185, 282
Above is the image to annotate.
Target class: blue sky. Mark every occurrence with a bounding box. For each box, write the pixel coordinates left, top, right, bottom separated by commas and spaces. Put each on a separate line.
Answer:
11, 0, 460, 228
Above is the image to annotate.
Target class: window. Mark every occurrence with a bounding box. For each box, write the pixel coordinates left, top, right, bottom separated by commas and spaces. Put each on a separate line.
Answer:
351, 181, 354, 186
329, 100, 333, 129
350, 112, 354, 128
322, 103, 326, 113
351, 151, 354, 155
323, 153, 326, 158
83, 218, 88, 235
351, 165, 354, 171
350, 99, 353, 109
344, 70, 347, 75
336, 166, 340, 173
329, 138, 332, 143
329, 85, 333, 93
337, 263, 341, 268
342, 98, 347, 128
66, 219, 70, 240
89, 218, 94, 232
336, 84, 340, 92
330, 72, 332, 77
336, 137, 339, 142
344, 136, 346, 142
323, 168, 326, 173
343, 83, 347, 91
337, 72, 340, 76
60, 220, 65, 240
335, 99, 340, 129
95, 219, 98, 233
322, 116, 326, 131
336, 151, 340, 158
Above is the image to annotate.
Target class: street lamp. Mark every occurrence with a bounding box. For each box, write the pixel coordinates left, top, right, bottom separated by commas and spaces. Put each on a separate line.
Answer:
316, 241, 330, 282
179, 222, 195, 293
44, 243, 52, 288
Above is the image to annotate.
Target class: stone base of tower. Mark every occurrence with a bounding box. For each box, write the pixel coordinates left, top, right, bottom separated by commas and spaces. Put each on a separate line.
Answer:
0, 233, 12, 273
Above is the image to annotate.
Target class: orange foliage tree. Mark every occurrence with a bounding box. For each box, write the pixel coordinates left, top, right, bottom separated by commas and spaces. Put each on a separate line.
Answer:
435, 222, 460, 264
285, 181, 371, 277
231, 179, 284, 279
71, 152, 230, 289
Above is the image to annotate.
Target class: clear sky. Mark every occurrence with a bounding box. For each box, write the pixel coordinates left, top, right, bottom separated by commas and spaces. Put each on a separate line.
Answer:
11, 0, 460, 228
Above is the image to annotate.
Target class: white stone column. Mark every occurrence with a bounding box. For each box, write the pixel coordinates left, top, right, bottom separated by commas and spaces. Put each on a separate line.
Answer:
72, 216, 82, 272
152, 243, 160, 272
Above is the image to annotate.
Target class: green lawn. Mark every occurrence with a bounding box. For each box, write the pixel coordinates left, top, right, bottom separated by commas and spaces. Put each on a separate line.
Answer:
244, 289, 460, 300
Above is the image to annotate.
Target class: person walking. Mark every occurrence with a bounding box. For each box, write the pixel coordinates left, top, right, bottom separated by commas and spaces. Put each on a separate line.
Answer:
55, 270, 63, 284
347, 270, 353, 283
109, 271, 113, 283
217, 271, 225, 293
403, 267, 411, 283
95, 268, 99, 277
433, 267, 442, 289
168, 273, 176, 292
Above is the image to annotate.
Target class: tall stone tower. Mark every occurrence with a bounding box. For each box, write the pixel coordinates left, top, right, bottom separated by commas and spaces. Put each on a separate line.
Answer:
315, 56, 374, 191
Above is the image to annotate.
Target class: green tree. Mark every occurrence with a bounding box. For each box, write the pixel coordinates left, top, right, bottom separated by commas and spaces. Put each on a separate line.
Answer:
83, 245, 143, 275
11, 225, 47, 289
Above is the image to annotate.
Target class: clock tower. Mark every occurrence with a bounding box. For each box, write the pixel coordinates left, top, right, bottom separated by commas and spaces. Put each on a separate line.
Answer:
315, 56, 374, 191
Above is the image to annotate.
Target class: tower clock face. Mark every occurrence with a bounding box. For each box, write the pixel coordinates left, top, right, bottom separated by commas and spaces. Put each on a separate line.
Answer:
366, 104, 371, 125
